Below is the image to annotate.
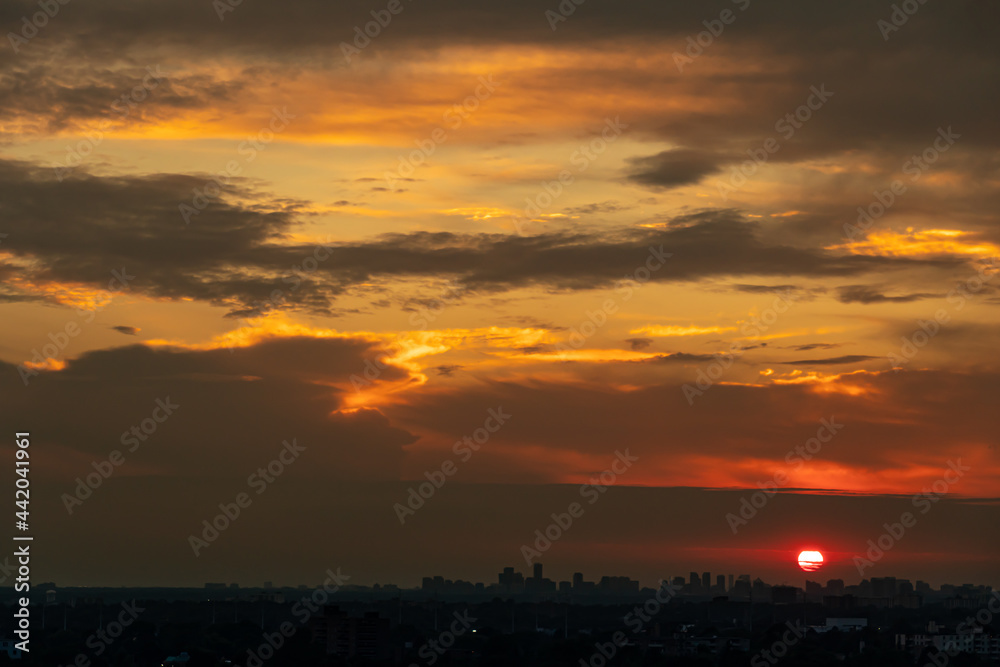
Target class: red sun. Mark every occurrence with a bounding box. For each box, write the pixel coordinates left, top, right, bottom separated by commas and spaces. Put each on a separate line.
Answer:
797, 550, 824, 572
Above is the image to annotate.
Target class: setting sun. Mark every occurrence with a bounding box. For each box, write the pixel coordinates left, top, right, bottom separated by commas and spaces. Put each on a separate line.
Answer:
799, 551, 823, 572
797, 550, 824, 572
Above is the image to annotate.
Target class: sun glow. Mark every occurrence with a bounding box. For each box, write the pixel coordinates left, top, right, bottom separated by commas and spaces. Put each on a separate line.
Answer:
797, 550, 824, 572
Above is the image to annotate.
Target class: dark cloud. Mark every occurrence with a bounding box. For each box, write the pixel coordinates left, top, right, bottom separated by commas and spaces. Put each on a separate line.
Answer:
1, 0, 991, 63
646, 352, 718, 363
0, 63, 245, 137
2, 0, 998, 175
781, 355, 878, 365
1, 336, 415, 481
0, 160, 968, 317
563, 201, 631, 216
731, 284, 800, 294
111, 325, 140, 336
837, 285, 938, 304
625, 149, 724, 189
625, 337, 652, 351
384, 369, 1000, 483
789, 343, 841, 352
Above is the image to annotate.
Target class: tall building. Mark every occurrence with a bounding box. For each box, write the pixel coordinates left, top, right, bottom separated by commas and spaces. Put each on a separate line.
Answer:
728, 574, 734, 592
573, 572, 583, 588
597, 576, 639, 595
716, 574, 726, 593
498, 567, 525, 594
533, 563, 543, 580
702, 572, 711, 591
871, 577, 897, 599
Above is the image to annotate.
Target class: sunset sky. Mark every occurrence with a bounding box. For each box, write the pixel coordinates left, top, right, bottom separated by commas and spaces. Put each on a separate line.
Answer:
1, 0, 998, 589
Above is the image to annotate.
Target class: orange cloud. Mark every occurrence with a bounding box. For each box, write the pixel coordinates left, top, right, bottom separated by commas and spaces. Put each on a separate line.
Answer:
830, 229, 1000, 258
630, 324, 736, 337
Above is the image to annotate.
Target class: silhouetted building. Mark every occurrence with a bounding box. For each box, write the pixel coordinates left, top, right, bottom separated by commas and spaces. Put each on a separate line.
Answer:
872, 576, 896, 599
597, 576, 639, 595
772, 586, 798, 604
312, 605, 391, 660
498, 567, 525, 595
312, 607, 390, 660
731, 578, 751, 599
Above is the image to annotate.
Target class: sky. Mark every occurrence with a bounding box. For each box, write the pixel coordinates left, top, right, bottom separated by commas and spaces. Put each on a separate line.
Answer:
0, 0, 998, 589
